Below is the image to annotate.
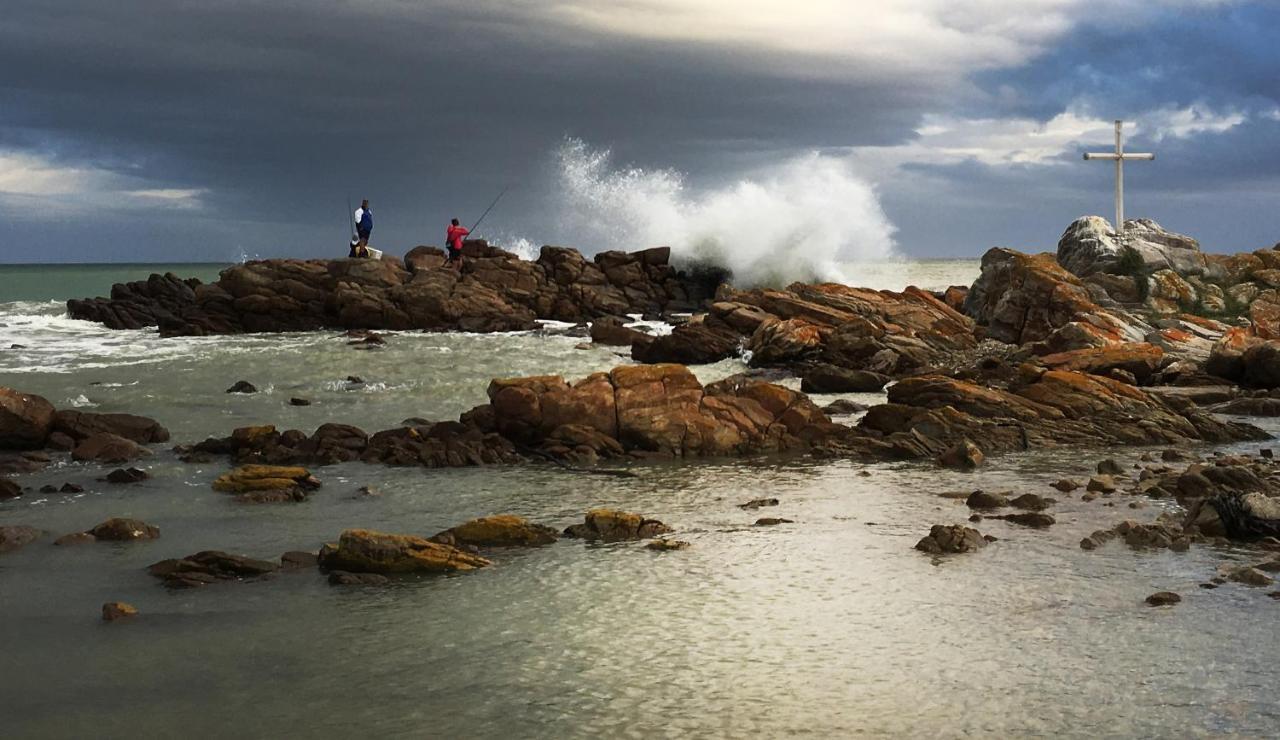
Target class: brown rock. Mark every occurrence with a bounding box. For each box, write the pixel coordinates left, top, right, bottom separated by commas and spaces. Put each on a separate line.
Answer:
915, 524, 988, 554
645, 539, 691, 551
0, 525, 42, 552
1145, 591, 1181, 606
54, 532, 97, 546
939, 440, 984, 469
318, 529, 490, 573
1087, 475, 1117, 493
0, 478, 20, 500
739, 498, 780, 510
966, 490, 1008, 509
563, 509, 673, 542
1051, 479, 1080, 492
102, 602, 139, 621
52, 410, 169, 444
72, 432, 149, 464
430, 514, 559, 548
329, 570, 390, 586
105, 467, 149, 484
87, 517, 160, 541
753, 517, 794, 526
0, 387, 56, 450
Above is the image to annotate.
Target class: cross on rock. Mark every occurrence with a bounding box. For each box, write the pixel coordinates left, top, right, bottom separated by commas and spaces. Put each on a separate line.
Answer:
1083, 120, 1154, 234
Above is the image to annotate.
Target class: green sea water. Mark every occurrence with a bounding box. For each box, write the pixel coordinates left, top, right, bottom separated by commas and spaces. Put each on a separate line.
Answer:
0, 264, 230, 302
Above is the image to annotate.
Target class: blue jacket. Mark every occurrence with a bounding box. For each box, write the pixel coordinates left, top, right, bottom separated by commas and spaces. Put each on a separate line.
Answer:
359, 210, 373, 233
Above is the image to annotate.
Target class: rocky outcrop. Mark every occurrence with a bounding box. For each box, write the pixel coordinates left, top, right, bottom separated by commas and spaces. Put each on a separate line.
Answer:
68, 243, 712, 336
317, 529, 491, 573
825, 369, 1267, 464
562, 509, 672, 542
965, 248, 1145, 347
1057, 216, 1209, 278
430, 515, 559, 548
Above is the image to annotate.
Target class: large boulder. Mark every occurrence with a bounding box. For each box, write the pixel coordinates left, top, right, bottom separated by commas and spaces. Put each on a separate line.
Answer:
0, 388, 55, 450
1056, 216, 1209, 278
87, 517, 161, 541
148, 550, 281, 588
799, 364, 890, 393
632, 318, 741, 364
318, 529, 491, 573
915, 524, 988, 554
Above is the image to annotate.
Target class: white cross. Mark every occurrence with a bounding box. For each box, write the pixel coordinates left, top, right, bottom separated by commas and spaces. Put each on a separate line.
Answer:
1083, 120, 1155, 234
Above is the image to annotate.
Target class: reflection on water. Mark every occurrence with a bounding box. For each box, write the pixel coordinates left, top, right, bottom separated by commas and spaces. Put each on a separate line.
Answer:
1, 270, 1279, 737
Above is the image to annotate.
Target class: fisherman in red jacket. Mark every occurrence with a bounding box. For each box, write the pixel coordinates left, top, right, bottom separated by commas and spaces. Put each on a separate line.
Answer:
445, 218, 469, 270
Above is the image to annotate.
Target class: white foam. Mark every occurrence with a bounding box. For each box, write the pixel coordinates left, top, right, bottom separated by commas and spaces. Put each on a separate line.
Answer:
550, 138, 898, 287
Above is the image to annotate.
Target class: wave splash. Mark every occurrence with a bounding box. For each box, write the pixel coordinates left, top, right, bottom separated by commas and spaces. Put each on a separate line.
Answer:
550, 138, 898, 287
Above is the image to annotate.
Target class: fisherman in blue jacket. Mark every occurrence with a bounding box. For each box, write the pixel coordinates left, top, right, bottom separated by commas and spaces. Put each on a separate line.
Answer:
354, 199, 373, 247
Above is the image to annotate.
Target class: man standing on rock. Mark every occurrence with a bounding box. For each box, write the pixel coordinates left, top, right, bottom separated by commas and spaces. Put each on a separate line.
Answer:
354, 199, 373, 248
445, 218, 469, 270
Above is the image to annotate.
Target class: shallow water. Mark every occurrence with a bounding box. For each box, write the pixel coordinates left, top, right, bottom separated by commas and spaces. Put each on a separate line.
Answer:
3, 263, 1280, 738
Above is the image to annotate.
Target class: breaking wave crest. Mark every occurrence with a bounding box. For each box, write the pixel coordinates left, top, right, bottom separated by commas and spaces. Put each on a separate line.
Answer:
551, 138, 898, 287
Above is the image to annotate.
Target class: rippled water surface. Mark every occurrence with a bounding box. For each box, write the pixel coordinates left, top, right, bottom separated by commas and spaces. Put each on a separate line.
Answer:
3, 262, 1280, 738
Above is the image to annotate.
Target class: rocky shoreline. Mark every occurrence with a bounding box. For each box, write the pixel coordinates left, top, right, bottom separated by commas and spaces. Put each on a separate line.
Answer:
10, 214, 1280, 610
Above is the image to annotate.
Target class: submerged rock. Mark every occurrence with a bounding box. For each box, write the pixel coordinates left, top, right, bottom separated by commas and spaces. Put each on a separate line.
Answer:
226, 380, 258, 394
148, 550, 280, 588
1145, 591, 1181, 607
87, 517, 160, 541
645, 539, 690, 551
72, 432, 149, 464
318, 529, 490, 573
563, 509, 673, 542
329, 570, 390, 586
0, 525, 41, 553
105, 467, 149, 484
102, 602, 139, 621
739, 498, 780, 510
753, 517, 794, 526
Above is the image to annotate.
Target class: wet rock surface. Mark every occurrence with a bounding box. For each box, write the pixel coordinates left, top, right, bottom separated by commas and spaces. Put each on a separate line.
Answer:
562, 509, 673, 542
430, 515, 559, 548
68, 244, 711, 336
915, 524, 988, 554
317, 529, 491, 573
148, 551, 281, 589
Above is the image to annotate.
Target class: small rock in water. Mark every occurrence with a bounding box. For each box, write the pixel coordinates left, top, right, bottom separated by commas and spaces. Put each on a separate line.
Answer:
346, 375, 364, 385
1267, 591, 1280, 600
1009, 493, 1051, 511
645, 539, 690, 551
915, 524, 987, 554
1262, 448, 1274, 459
1229, 567, 1276, 587
1051, 479, 1080, 492
1200, 583, 1219, 590
226, 380, 257, 394
994, 512, 1056, 528
289, 397, 312, 406
1, 479, 23, 500
280, 550, 319, 569
1161, 449, 1190, 462
39, 484, 57, 494
354, 485, 381, 498
328, 570, 390, 586
938, 440, 984, 470
1145, 591, 1181, 607
54, 532, 96, 546
1086, 475, 1117, 493
822, 399, 869, 416
966, 490, 1008, 510
88, 517, 160, 541
753, 517, 794, 526
106, 468, 149, 484
738, 497, 779, 510
102, 602, 139, 621
1097, 459, 1124, 475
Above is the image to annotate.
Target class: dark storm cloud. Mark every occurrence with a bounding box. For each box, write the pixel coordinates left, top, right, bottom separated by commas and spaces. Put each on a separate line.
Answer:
2, 1, 1280, 262
0, 0, 931, 261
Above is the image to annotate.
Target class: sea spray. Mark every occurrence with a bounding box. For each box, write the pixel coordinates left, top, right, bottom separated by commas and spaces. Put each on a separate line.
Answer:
551, 138, 898, 287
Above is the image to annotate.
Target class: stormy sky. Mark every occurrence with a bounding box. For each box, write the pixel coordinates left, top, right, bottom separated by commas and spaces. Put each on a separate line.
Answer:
1, 0, 1278, 263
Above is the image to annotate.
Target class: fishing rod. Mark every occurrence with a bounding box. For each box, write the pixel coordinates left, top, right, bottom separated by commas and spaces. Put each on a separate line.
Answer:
347, 195, 356, 238
467, 185, 510, 237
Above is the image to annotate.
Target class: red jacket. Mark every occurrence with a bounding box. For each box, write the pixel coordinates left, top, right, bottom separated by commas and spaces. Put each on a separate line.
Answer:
446, 225, 469, 251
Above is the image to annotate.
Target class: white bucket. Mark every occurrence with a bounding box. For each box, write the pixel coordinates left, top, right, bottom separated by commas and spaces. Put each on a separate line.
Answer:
366, 247, 383, 260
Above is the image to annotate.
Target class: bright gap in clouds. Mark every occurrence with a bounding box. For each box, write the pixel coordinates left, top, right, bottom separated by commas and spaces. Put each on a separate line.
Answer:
0, 151, 206, 212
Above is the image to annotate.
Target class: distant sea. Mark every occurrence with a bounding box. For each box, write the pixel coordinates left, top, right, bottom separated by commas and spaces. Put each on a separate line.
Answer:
0, 263, 230, 302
